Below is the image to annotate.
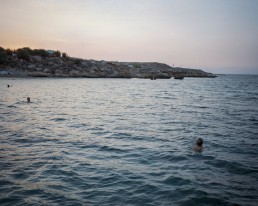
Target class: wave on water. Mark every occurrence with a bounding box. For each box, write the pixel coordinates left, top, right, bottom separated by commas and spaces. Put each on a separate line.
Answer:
0, 75, 258, 206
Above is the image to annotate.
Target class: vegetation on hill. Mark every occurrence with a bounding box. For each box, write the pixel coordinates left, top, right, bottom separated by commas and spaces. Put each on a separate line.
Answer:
0, 47, 66, 63
0, 47, 8, 65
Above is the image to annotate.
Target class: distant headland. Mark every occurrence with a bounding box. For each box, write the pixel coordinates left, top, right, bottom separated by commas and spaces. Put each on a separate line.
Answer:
0, 47, 216, 78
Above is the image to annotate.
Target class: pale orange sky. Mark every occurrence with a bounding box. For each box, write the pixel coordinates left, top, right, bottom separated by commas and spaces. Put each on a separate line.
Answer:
1, 0, 258, 74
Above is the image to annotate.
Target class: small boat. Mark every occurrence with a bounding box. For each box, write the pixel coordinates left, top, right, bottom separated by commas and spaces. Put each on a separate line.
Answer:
151, 76, 156, 80
174, 76, 184, 80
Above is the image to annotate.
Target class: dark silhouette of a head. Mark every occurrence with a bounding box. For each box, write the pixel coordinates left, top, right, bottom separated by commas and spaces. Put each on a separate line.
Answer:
196, 138, 203, 146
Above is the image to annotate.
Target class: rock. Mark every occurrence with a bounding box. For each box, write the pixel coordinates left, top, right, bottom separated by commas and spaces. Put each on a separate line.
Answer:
43, 68, 50, 73
100, 67, 112, 73
31, 56, 42, 62
28, 64, 36, 69
28, 72, 49, 77
66, 60, 74, 66
36, 67, 43, 71
69, 70, 81, 76
0, 70, 13, 76
58, 60, 64, 64
81, 61, 92, 67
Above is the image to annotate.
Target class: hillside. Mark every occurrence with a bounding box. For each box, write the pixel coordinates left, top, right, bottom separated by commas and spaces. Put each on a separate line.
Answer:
0, 47, 216, 78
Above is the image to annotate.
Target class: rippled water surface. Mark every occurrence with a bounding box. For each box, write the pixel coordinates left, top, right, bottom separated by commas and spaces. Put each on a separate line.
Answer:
1, 75, 258, 206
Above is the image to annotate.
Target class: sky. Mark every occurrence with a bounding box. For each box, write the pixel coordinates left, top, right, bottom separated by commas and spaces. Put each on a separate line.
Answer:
0, 0, 258, 74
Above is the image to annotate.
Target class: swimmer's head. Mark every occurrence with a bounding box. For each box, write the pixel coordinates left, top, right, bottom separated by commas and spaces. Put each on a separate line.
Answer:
196, 138, 203, 146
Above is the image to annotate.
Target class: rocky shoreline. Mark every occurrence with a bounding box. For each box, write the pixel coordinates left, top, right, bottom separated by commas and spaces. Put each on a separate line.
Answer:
0, 48, 216, 79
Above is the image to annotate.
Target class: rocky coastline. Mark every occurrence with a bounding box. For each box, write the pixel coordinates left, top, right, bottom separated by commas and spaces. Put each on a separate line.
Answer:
0, 48, 216, 79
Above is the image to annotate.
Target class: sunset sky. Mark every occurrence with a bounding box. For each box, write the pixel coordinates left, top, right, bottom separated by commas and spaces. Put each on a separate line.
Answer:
1, 0, 258, 74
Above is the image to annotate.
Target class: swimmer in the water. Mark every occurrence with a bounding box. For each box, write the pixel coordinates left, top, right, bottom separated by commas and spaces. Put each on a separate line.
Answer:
27, 97, 30, 103
194, 138, 203, 152
7, 84, 10, 87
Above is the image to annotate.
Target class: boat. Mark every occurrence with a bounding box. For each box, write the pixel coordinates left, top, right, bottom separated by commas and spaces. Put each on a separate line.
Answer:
174, 76, 184, 80
151, 76, 156, 80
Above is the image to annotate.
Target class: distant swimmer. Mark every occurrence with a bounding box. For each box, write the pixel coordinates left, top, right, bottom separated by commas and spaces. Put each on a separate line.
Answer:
194, 138, 203, 152
7, 84, 10, 87
27, 97, 30, 103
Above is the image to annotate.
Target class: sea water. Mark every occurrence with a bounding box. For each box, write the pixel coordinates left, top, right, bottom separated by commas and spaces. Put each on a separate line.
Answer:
0, 75, 258, 206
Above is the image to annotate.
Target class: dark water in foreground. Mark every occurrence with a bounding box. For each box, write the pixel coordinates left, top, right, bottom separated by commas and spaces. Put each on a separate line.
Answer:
0, 75, 258, 206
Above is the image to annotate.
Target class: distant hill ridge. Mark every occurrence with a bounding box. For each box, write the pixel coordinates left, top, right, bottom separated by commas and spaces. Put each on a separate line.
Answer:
0, 47, 216, 78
